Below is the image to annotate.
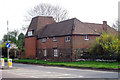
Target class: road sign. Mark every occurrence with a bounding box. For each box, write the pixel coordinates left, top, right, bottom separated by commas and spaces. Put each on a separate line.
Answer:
6, 43, 11, 48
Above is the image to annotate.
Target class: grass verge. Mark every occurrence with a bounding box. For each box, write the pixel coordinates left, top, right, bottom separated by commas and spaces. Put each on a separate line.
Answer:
2, 58, 119, 70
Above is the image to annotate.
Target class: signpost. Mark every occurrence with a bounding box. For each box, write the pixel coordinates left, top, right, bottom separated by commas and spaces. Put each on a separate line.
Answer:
6, 20, 9, 59
6, 42, 11, 59
6, 21, 12, 68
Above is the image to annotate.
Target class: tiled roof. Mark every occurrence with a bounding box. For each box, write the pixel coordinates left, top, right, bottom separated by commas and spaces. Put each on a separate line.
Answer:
84, 22, 117, 35
38, 18, 99, 38
26, 16, 55, 37
38, 18, 74, 38
72, 19, 99, 35
26, 16, 117, 38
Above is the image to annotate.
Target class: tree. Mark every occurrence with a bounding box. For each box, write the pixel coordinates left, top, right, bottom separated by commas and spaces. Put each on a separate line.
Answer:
2, 30, 19, 43
2, 35, 8, 42
1, 32, 25, 58
25, 3, 68, 22
89, 32, 120, 60
96, 32, 120, 54
0, 42, 7, 57
112, 20, 120, 31
16, 33, 25, 52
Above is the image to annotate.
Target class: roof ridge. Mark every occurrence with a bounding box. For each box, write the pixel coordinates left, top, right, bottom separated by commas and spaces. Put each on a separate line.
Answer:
84, 22, 103, 25
56, 18, 76, 23
45, 18, 76, 27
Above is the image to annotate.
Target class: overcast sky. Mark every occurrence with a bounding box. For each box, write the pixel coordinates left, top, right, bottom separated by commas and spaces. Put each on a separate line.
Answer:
0, 0, 119, 41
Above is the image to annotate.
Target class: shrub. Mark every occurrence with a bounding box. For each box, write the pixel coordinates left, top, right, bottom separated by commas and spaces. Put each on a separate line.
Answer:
89, 32, 120, 61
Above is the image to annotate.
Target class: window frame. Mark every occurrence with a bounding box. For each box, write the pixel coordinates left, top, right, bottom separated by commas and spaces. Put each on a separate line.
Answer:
85, 35, 89, 40
53, 48, 58, 57
42, 38, 46, 42
53, 37, 57, 42
65, 36, 71, 42
27, 31, 33, 36
43, 49, 47, 57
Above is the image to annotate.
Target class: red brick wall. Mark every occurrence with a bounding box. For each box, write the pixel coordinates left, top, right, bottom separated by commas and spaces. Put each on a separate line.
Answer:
25, 35, 99, 61
37, 37, 71, 48
72, 35, 98, 49
25, 37, 37, 59
37, 36, 72, 62
71, 35, 99, 61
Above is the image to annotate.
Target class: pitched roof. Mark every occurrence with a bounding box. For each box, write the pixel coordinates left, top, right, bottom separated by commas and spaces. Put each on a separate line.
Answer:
84, 22, 117, 35
72, 19, 99, 35
38, 18, 99, 38
26, 16, 55, 37
38, 18, 74, 38
26, 16, 117, 38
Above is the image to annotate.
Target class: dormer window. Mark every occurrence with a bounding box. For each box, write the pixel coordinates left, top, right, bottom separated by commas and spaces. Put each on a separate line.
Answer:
28, 31, 33, 36
85, 35, 89, 40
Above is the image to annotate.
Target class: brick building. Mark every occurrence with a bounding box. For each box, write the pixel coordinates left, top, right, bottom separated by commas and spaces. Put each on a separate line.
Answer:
25, 16, 117, 62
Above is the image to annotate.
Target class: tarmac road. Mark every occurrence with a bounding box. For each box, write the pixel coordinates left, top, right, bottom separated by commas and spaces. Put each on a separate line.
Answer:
1, 62, 119, 78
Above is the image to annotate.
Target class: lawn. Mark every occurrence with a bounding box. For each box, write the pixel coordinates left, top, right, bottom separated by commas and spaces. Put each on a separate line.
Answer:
1, 58, 120, 69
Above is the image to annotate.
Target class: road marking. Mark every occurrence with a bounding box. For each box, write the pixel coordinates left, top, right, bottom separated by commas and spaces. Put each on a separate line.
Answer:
2, 71, 34, 78
46, 72, 52, 73
3, 68, 84, 78
3, 69, 80, 78
37, 66, 78, 70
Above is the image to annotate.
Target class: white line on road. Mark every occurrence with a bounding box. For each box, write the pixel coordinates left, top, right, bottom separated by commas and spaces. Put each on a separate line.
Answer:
3, 68, 83, 78
37, 66, 117, 73
2, 71, 34, 78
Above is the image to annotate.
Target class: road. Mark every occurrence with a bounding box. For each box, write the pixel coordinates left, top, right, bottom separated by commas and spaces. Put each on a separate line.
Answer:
1, 62, 119, 78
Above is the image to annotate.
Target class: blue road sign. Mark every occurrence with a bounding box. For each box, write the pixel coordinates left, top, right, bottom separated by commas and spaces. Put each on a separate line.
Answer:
6, 43, 11, 48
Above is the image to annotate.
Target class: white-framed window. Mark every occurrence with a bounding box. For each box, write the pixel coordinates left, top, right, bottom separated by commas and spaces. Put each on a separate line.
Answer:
65, 36, 71, 42
53, 37, 57, 42
43, 49, 47, 56
28, 31, 33, 36
85, 35, 89, 40
53, 48, 58, 57
42, 38, 46, 42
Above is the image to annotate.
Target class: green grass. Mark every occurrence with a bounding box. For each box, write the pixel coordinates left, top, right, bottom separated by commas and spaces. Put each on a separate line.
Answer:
1, 58, 119, 69
56, 61, 119, 69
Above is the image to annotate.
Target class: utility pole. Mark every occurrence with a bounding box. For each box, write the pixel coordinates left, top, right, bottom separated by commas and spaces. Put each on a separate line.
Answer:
7, 20, 9, 59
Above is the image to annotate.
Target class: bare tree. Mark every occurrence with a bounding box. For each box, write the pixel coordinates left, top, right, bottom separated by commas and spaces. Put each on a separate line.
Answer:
25, 3, 68, 22
112, 20, 120, 31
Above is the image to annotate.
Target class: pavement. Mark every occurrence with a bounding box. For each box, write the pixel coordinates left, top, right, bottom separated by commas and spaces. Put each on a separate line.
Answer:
1, 62, 119, 78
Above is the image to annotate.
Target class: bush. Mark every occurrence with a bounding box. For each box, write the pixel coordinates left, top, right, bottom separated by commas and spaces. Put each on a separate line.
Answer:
88, 32, 120, 61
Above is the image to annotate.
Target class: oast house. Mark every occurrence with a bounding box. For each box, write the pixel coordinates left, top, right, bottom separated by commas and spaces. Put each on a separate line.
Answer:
25, 16, 117, 62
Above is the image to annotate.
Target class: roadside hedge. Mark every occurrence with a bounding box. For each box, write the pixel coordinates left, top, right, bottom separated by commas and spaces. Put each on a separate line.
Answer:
87, 32, 120, 61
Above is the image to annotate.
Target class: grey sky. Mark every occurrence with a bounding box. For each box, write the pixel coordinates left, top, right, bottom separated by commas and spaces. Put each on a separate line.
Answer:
0, 0, 119, 40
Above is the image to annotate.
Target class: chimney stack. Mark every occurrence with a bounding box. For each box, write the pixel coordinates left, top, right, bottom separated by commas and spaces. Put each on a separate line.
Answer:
103, 21, 107, 25
103, 21, 107, 31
